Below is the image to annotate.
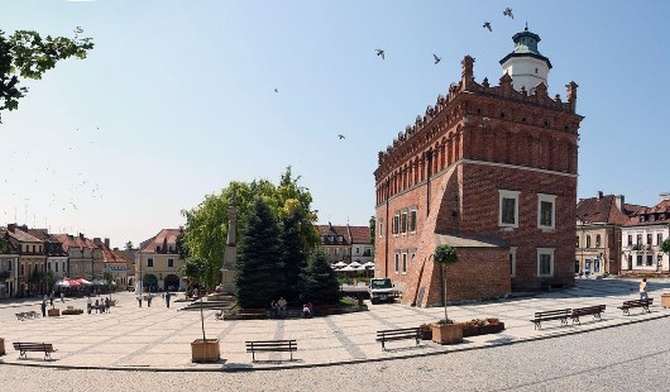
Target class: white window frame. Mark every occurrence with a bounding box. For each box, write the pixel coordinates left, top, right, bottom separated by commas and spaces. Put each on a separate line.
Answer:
378, 218, 383, 238
409, 207, 418, 233
537, 248, 554, 277
499, 190, 520, 228
401, 252, 407, 275
394, 252, 400, 274
509, 247, 517, 278
537, 193, 557, 230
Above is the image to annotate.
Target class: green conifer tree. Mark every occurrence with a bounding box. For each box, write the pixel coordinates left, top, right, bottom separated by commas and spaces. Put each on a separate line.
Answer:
302, 252, 341, 305
235, 198, 282, 308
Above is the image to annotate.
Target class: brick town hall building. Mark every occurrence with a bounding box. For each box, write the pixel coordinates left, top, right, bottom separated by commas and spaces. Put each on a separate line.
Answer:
373, 27, 584, 307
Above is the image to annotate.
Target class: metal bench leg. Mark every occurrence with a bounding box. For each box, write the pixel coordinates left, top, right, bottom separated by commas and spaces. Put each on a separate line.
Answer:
19, 351, 27, 360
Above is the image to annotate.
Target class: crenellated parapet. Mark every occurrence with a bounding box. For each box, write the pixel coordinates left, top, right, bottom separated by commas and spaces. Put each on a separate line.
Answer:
376, 55, 579, 172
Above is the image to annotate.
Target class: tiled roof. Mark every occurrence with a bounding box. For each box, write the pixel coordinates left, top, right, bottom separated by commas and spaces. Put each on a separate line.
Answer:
576, 195, 638, 226
626, 199, 670, 227
139, 228, 181, 253
317, 224, 371, 245
348, 226, 371, 244
317, 224, 349, 245
7, 227, 42, 243
52, 233, 97, 251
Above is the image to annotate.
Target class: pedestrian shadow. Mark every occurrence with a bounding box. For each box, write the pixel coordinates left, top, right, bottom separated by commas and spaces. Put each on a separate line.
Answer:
483, 335, 515, 345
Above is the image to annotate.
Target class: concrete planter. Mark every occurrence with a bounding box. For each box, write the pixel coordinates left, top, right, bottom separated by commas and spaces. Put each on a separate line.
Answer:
431, 323, 463, 345
661, 293, 670, 309
191, 339, 220, 363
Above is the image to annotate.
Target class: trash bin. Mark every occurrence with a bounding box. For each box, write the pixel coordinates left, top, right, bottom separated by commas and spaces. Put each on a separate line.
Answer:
662, 293, 670, 309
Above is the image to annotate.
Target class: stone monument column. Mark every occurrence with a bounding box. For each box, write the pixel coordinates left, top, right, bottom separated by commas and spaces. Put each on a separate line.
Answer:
217, 190, 237, 293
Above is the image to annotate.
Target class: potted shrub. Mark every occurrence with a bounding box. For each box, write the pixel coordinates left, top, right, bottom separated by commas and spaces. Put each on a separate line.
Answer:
430, 245, 463, 344
185, 258, 220, 363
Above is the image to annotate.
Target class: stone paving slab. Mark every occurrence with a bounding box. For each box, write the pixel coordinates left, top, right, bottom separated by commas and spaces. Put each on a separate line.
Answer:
1, 277, 669, 371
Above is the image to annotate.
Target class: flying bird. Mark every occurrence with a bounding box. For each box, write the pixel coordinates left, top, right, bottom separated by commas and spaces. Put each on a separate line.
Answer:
337, 134, 346, 140
503, 7, 514, 19
433, 54, 441, 64
375, 49, 385, 60
274, 88, 279, 93
483, 22, 492, 32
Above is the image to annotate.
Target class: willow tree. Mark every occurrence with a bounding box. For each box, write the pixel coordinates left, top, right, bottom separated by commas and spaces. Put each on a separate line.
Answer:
0, 26, 94, 123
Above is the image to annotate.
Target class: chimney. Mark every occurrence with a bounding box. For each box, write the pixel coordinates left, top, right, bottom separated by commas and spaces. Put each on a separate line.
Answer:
597, 191, 603, 200
615, 195, 625, 212
660, 193, 670, 202
93, 237, 102, 246
104, 238, 110, 248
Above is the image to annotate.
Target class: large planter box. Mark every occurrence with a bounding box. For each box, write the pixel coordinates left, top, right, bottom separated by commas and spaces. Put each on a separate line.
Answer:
191, 339, 220, 363
662, 293, 670, 309
48, 308, 61, 317
462, 322, 505, 337
431, 323, 463, 345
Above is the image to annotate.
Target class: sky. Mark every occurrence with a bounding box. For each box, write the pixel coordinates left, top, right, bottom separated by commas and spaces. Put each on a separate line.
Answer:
1, 1, 669, 249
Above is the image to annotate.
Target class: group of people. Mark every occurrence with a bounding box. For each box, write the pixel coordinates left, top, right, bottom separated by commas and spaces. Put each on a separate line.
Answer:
86, 295, 113, 314
136, 291, 172, 308
269, 297, 314, 318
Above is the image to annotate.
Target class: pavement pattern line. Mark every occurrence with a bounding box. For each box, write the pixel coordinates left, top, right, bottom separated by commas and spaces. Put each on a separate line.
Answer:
1, 277, 670, 372
323, 315, 367, 360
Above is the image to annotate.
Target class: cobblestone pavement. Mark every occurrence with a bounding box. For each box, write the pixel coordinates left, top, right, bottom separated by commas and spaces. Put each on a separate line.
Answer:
3, 317, 669, 392
0, 277, 668, 372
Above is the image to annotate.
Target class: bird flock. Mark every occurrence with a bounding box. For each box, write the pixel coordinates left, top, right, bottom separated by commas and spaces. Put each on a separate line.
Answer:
273, 6, 517, 142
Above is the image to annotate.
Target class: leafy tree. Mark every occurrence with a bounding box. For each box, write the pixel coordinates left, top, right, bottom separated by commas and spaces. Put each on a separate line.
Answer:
235, 198, 283, 308
279, 209, 307, 303
180, 257, 210, 341
301, 251, 341, 305
142, 273, 158, 291
661, 237, 670, 256
369, 215, 376, 247
181, 166, 319, 288
0, 27, 94, 122
433, 244, 459, 323
44, 270, 56, 290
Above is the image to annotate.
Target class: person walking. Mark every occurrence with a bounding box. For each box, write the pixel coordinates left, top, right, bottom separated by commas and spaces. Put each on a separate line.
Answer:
165, 292, 171, 308
49, 291, 54, 307
40, 297, 47, 317
137, 294, 142, 308
60, 292, 65, 303
277, 296, 287, 318
639, 278, 648, 300
147, 293, 153, 307
87, 296, 92, 314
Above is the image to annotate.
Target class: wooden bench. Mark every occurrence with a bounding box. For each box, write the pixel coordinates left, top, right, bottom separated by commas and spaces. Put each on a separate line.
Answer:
617, 298, 653, 316
245, 339, 297, 362
12, 342, 57, 361
375, 327, 421, 350
530, 308, 572, 330
571, 304, 606, 325
15, 311, 40, 321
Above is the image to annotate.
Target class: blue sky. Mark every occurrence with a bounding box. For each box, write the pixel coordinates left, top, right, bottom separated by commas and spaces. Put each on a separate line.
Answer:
1, 1, 668, 248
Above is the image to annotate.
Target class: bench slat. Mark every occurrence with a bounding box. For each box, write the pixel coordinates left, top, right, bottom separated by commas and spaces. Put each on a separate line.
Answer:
530, 308, 572, 330
245, 340, 297, 362
376, 327, 420, 350
12, 342, 56, 361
